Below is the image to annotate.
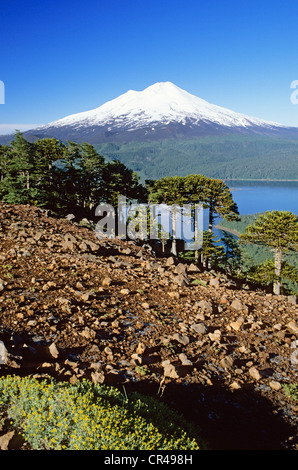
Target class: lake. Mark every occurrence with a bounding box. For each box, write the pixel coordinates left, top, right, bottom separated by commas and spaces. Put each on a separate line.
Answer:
212, 180, 298, 240
225, 180, 298, 216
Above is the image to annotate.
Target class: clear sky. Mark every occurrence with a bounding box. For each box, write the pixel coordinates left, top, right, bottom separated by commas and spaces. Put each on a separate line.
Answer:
1, 0, 298, 134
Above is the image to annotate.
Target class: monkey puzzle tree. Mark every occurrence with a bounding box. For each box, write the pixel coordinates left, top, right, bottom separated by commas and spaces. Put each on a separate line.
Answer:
0, 145, 10, 198
147, 174, 239, 262
102, 159, 147, 208
183, 175, 239, 266
33, 137, 66, 208
0, 135, 148, 222
54, 141, 84, 214
200, 177, 239, 232
75, 142, 106, 211
147, 176, 187, 256
98, 159, 147, 238
1, 131, 36, 204
220, 231, 242, 274
239, 211, 298, 295
245, 259, 298, 292
201, 230, 225, 269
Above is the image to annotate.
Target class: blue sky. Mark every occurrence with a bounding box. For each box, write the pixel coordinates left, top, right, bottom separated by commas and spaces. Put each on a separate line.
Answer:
1, 0, 298, 134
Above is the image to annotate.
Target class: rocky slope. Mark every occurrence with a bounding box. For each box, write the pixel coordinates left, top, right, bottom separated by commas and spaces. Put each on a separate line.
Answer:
0, 202, 297, 450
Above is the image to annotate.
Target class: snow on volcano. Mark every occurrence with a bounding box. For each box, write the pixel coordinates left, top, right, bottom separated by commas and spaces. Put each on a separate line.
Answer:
37, 81, 283, 132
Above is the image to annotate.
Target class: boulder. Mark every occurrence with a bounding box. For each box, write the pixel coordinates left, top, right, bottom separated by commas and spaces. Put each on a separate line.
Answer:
249, 366, 262, 381
102, 277, 112, 287
178, 353, 193, 366
136, 342, 147, 355
0, 340, 8, 364
47, 342, 59, 359
0, 280, 6, 292
91, 370, 105, 384
174, 263, 187, 275
162, 360, 180, 379
197, 300, 213, 314
187, 263, 200, 273
269, 380, 282, 391
230, 316, 245, 332
220, 355, 235, 369
190, 323, 208, 335
62, 233, 76, 251
231, 299, 249, 313
0, 431, 15, 450
120, 288, 130, 295
173, 274, 190, 287
208, 330, 221, 342
287, 321, 298, 335
166, 257, 175, 267
172, 333, 190, 345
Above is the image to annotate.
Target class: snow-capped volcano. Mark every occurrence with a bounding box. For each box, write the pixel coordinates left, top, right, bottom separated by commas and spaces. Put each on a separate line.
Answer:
26, 82, 298, 143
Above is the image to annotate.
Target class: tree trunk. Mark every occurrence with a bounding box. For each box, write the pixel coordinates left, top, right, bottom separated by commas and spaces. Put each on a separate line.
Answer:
208, 205, 214, 233
201, 252, 207, 268
273, 247, 282, 295
171, 209, 177, 256
204, 205, 215, 268
194, 206, 199, 264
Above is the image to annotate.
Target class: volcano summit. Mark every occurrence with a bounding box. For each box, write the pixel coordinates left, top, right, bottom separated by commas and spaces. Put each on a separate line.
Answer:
24, 82, 298, 143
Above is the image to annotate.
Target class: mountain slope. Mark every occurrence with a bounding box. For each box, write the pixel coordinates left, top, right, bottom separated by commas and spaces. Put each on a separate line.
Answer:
22, 82, 298, 143
0, 201, 297, 450
94, 136, 298, 181
2, 82, 298, 180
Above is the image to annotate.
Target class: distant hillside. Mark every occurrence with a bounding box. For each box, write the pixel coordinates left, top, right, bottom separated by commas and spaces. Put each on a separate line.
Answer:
1, 133, 297, 182
216, 213, 264, 236
94, 135, 298, 181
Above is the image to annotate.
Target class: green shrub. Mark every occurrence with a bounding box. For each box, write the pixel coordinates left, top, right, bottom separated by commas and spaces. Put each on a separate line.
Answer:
283, 384, 298, 401
0, 375, 202, 450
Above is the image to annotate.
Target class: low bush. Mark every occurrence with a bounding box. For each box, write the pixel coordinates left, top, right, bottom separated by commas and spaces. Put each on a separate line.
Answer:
283, 384, 298, 401
0, 375, 202, 450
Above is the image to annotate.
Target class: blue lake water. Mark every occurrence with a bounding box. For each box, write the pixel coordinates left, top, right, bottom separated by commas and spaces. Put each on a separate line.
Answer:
212, 180, 298, 240
225, 180, 298, 216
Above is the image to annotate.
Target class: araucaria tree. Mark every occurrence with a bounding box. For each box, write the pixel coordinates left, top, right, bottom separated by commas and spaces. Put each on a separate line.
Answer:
200, 177, 239, 233
0, 132, 146, 218
183, 174, 239, 265
147, 174, 239, 263
147, 176, 188, 256
239, 211, 298, 295
1, 131, 36, 204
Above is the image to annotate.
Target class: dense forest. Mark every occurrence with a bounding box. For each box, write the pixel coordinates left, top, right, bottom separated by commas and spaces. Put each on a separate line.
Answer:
0, 131, 146, 217
94, 135, 298, 182
1, 132, 297, 295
